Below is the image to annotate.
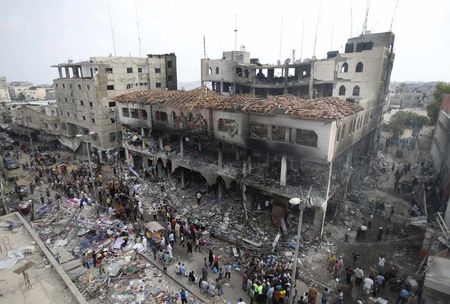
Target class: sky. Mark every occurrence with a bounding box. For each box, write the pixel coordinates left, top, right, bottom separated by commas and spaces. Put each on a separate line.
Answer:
0, 0, 449, 85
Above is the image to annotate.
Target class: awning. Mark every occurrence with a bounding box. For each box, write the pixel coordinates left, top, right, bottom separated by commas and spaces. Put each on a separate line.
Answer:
58, 137, 82, 151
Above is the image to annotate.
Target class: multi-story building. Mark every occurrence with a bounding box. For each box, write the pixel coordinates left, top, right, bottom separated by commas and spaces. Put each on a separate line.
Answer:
430, 94, 450, 226
114, 87, 381, 236
52, 54, 177, 160
0, 77, 11, 102
13, 101, 59, 134
8, 83, 47, 101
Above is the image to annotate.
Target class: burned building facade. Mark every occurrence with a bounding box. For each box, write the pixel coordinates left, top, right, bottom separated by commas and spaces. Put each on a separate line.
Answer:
52, 54, 177, 160
113, 87, 382, 236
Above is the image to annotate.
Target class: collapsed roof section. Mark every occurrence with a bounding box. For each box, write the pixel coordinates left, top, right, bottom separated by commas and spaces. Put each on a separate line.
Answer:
114, 86, 362, 121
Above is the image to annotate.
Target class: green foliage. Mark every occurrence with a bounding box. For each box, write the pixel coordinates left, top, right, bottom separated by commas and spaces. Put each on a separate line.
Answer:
388, 111, 429, 137
427, 82, 450, 125
17, 92, 25, 101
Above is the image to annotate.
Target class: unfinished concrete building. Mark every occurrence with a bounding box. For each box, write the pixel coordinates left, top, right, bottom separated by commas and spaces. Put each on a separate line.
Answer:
52, 54, 177, 160
113, 87, 382, 236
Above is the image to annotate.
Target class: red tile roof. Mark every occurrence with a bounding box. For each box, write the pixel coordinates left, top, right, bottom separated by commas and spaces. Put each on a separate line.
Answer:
114, 87, 362, 121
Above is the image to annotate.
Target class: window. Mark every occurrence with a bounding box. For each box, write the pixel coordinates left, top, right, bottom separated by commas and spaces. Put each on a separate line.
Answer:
356, 62, 364, 73
155, 111, 168, 122
89, 101, 93, 107
208, 67, 212, 75
341, 63, 348, 73
167, 61, 172, 68
111, 118, 116, 123
107, 85, 115, 90
272, 126, 288, 142
249, 123, 268, 139
78, 84, 81, 90
218, 119, 238, 135
83, 115, 86, 121
55, 84, 58, 88
236, 67, 242, 76
336, 126, 341, 141
62, 84, 65, 88
131, 109, 139, 118
245, 69, 249, 78
155, 68, 161, 73
353, 85, 360, 96
92, 118, 95, 123
295, 129, 318, 147
87, 85, 90, 90
127, 67, 133, 73
338, 85, 346, 96
105, 68, 113, 74
168, 75, 172, 82
215, 67, 219, 74
138, 67, 143, 73
109, 132, 116, 143
141, 109, 148, 120
65, 98, 68, 102
61, 123, 67, 131
54, 124, 58, 129
67, 112, 70, 117
80, 100, 84, 106
156, 83, 161, 88
108, 101, 116, 107
69, 84, 72, 89
126, 84, 133, 89
122, 108, 129, 117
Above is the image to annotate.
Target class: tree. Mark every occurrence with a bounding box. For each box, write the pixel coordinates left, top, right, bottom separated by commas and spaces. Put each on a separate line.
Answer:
427, 82, 450, 125
388, 110, 429, 138
17, 92, 26, 101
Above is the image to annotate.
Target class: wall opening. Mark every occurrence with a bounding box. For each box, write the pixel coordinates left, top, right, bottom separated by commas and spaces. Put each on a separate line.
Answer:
356, 62, 364, 73
341, 63, 349, 73
339, 85, 346, 96
353, 85, 360, 96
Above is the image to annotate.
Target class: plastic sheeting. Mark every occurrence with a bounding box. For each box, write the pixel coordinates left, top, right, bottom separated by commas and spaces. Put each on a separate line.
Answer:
0, 249, 24, 269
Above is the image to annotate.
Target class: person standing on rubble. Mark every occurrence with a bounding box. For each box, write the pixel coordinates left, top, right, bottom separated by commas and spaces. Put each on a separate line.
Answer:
377, 227, 384, 241
195, 191, 202, 205
327, 253, 336, 272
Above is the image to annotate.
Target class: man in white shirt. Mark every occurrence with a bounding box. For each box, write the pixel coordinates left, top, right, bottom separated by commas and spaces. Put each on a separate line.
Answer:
363, 277, 374, 295
378, 255, 386, 274
354, 267, 364, 286
237, 298, 246, 304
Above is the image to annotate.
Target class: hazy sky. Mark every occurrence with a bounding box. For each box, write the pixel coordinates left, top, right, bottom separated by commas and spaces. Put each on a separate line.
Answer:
0, 0, 449, 85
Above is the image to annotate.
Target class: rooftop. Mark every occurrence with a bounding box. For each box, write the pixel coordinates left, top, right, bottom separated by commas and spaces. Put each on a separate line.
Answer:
114, 87, 362, 121
0, 212, 86, 303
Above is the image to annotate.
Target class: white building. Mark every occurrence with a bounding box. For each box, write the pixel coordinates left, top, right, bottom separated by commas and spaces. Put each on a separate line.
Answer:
0, 77, 11, 102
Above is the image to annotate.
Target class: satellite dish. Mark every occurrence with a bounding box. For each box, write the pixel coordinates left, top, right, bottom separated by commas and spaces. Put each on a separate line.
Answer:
284, 58, 291, 65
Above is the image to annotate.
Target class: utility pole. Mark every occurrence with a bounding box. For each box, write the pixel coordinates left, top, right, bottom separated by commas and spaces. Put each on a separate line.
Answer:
288, 197, 306, 304
0, 182, 9, 214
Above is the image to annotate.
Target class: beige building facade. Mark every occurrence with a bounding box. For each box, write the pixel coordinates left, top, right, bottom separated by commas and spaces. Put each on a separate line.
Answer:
52, 54, 177, 159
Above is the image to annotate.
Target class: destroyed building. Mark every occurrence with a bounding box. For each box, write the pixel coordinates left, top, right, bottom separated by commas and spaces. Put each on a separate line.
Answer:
52, 54, 177, 160
113, 87, 379, 236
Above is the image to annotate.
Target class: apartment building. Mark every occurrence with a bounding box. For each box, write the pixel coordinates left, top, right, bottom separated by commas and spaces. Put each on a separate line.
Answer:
8, 83, 47, 101
13, 101, 60, 139
113, 87, 381, 235
52, 54, 177, 160
0, 77, 11, 102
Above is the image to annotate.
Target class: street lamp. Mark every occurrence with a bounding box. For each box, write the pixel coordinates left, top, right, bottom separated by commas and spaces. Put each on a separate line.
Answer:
288, 196, 306, 304
76, 131, 97, 203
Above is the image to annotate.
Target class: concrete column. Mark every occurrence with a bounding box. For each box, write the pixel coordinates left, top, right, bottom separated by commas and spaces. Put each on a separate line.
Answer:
250, 87, 255, 95
235, 146, 240, 161
158, 137, 163, 151
280, 155, 287, 186
218, 143, 223, 168
97, 150, 103, 163
180, 137, 184, 157
217, 179, 223, 201
312, 203, 327, 237
180, 168, 185, 189
267, 125, 273, 139
58, 68, 63, 79
64, 67, 70, 78
198, 140, 202, 152
246, 152, 252, 174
